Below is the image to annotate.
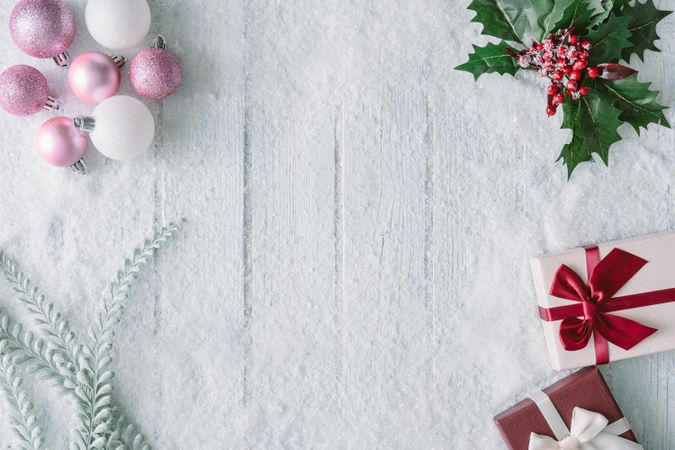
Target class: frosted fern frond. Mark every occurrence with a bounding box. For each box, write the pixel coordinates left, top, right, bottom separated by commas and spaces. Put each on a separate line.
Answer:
0, 352, 48, 450
75, 221, 181, 450
104, 412, 151, 450
0, 220, 182, 450
0, 310, 77, 392
0, 251, 80, 371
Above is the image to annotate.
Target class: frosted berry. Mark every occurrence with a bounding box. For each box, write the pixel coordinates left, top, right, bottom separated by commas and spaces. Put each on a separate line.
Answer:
518, 54, 532, 68
587, 66, 601, 78
573, 59, 588, 70
504, 28, 603, 117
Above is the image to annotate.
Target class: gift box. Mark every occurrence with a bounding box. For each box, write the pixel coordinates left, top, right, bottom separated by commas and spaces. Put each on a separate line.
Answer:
530, 231, 675, 370
494, 367, 640, 450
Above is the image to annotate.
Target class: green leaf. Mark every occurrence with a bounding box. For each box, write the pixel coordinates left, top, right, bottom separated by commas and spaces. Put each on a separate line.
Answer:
619, 0, 672, 62
541, 0, 575, 35
588, 0, 614, 28
612, 0, 631, 9
599, 74, 670, 134
558, 86, 623, 176
467, 0, 528, 45
559, 101, 593, 178
554, 0, 596, 34
588, 0, 635, 29
586, 13, 633, 64
455, 42, 520, 80
527, 0, 555, 39
578, 87, 623, 164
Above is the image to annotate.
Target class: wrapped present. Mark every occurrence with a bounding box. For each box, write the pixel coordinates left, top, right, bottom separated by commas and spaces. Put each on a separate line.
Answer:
494, 367, 641, 450
530, 232, 675, 370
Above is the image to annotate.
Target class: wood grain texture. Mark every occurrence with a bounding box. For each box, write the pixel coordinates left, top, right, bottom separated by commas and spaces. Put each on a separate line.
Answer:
0, 0, 673, 448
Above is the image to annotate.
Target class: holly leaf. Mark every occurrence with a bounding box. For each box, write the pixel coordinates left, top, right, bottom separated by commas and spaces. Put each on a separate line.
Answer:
588, 0, 635, 28
559, 101, 593, 178
554, 0, 597, 34
527, 0, 555, 39
577, 87, 623, 164
619, 0, 672, 62
455, 42, 520, 80
612, 0, 631, 10
586, 13, 632, 65
558, 87, 623, 177
588, 0, 614, 28
541, 0, 576, 35
599, 75, 670, 134
467, 0, 528, 45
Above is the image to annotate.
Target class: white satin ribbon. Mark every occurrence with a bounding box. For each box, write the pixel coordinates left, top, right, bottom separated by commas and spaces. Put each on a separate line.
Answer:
528, 391, 643, 450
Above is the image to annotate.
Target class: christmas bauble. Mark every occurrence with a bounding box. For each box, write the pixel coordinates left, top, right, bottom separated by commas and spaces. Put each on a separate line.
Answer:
130, 37, 182, 100
10, 0, 75, 61
68, 52, 121, 104
0, 65, 55, 116
89, 96, 155, 160
85, 0, 151, 50
36, 116, 88, 166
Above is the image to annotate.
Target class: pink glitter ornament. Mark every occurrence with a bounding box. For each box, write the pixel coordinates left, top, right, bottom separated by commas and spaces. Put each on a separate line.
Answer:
68, 52, 124, 104
0, 65, 59, 116
130, 36, 182, 100
9, 0, 75, 67
36, 116, 88, 173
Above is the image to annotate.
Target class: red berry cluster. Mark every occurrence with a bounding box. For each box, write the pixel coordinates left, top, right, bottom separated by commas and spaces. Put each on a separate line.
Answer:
514, 28, 602, 117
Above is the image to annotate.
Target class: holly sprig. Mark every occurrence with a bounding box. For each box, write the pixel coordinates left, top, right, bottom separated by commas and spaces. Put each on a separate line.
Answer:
456, 0, 671, 178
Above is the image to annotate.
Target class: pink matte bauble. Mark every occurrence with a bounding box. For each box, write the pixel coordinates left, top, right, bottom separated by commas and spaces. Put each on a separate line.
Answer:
36, 116, 88, 166
0, 65, 49, 116
10, 0, 75, 59
130, 48, 182, 100
68, 52, 121, 104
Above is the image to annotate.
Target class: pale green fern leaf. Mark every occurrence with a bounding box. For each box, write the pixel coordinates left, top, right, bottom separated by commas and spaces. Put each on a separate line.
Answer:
0, 352, 48, 450
76, 221, 180, 449
0, 310, 77, 392
0, 251, 80, 371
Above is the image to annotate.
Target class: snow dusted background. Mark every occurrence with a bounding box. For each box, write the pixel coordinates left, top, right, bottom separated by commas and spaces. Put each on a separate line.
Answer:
0, 0, 673, 448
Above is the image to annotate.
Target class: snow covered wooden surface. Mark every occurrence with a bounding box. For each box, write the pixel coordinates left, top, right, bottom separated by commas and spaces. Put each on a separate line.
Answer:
0, 0, 673, 448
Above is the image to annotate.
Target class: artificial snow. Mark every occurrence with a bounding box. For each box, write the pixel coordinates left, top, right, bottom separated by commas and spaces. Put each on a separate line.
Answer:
0, 0, 673, 448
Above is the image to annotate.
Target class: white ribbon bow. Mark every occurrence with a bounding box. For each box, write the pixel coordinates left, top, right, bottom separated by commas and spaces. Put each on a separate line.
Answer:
527, 391, 643, 450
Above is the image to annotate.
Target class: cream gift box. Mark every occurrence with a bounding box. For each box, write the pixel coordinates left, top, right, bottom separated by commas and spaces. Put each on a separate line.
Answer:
530, 231, 675, 370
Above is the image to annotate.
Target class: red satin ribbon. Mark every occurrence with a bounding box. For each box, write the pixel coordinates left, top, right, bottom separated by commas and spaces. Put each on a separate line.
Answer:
538, 246, 675, 365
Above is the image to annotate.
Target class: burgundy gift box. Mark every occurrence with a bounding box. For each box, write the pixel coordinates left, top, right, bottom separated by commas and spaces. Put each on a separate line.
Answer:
494, 367, 638, 450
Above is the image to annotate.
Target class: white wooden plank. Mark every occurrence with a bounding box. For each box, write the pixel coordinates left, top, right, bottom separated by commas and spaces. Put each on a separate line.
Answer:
243, 2, 342, 447
600, 2, 675, 448
111, 0, 247, 447
0, 0, 673, 448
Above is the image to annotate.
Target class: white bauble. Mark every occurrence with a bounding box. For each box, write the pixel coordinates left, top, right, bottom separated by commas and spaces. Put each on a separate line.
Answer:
85, 0, 151, 50
91, 96, 155, 161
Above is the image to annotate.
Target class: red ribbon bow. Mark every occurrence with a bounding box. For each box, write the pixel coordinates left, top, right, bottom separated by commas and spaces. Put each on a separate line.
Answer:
539, 246, 675, 364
